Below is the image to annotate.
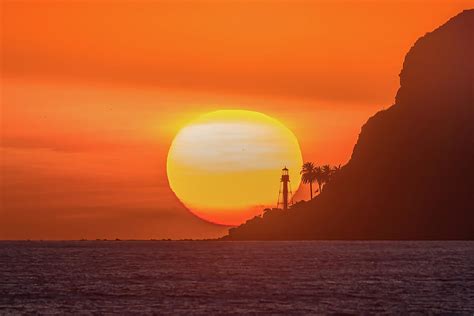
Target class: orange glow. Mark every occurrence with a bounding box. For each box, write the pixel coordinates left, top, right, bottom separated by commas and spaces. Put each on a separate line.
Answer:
1, 1, 471, 239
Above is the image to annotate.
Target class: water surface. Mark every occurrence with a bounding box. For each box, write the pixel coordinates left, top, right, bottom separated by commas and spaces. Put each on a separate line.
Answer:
1, 241, 473, 314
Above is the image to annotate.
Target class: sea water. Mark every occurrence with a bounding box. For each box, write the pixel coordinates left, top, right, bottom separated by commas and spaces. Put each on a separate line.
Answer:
1, 241, 473, 314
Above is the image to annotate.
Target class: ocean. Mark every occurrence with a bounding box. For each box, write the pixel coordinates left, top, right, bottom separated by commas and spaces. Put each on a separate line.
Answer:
1, 241, 473, 314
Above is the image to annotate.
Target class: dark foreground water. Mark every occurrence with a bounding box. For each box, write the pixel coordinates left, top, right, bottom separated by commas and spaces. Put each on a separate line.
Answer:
1, 241, 473, 314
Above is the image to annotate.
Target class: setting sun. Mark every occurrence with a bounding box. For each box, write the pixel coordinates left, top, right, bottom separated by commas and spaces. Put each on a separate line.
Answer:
167, 110, 303, 225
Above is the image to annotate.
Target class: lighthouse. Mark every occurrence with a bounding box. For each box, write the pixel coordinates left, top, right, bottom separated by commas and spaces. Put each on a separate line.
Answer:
277, 167, 292, 210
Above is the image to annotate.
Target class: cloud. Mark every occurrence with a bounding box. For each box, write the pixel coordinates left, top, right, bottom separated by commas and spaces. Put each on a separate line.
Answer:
0, 135, 143, 153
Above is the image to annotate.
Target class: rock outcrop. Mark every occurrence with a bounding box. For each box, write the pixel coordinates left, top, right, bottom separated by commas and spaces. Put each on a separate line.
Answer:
222, 10, 474, 240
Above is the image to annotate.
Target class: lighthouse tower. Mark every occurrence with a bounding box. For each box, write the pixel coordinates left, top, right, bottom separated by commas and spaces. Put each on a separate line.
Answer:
277, 167, 292, 210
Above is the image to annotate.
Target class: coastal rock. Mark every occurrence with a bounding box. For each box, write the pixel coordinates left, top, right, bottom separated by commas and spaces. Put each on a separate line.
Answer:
223, 10, 474, 240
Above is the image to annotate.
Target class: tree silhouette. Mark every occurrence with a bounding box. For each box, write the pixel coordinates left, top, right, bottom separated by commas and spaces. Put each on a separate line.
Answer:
314, 166, 324, 195
300, 162, 317, 199
302, 163, 343, 197
329, 164, 342, 183
321, 164, 333, 190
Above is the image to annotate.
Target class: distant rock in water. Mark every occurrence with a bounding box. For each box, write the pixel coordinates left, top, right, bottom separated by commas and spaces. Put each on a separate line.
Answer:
222, 10, 474, 240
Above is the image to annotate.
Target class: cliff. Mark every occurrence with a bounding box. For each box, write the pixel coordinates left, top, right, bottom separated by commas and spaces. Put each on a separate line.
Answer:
222, 10, 474, 240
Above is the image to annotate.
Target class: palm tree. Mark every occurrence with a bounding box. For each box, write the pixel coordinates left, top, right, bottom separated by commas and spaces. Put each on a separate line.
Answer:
330, 164, 342, 181
300, 162, 317, 199
333, 164, 342, 172
321, 164, 333, 190
314, 166, 324, 195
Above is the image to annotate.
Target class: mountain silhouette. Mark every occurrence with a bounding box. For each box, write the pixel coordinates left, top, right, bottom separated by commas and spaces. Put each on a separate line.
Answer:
222, 10, 474, 240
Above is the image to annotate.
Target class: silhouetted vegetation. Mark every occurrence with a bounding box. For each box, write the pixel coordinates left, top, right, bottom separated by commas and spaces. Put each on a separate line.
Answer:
300, 162, 317, 199
300, 163, 341, 198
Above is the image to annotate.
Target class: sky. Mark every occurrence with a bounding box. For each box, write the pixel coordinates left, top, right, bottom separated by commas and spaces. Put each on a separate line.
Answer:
1, 0, 472, 239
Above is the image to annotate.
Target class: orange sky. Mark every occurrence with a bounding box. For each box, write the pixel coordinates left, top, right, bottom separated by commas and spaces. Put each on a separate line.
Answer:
1, 0, 472, 239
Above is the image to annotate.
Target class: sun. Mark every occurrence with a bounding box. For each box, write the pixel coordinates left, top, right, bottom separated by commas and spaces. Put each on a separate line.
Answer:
166, 110, 303, 226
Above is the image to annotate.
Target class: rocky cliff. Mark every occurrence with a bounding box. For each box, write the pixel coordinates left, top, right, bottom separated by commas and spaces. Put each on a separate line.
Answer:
222, 10, 474, 240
